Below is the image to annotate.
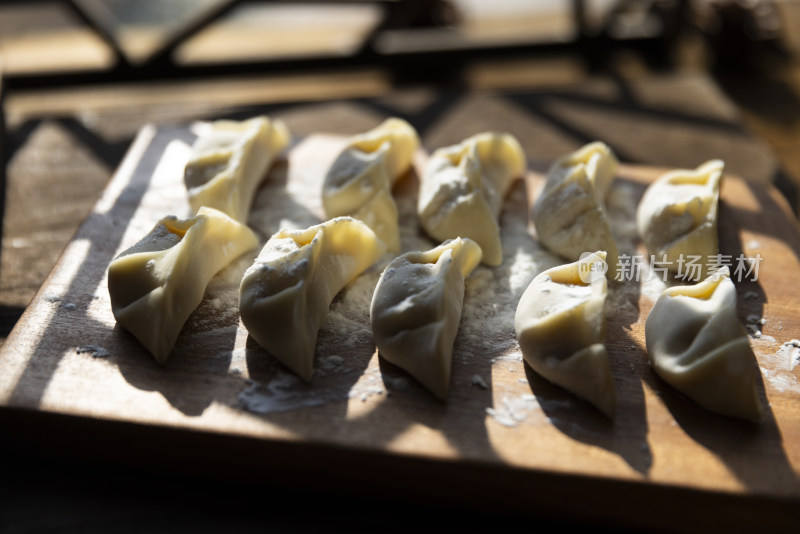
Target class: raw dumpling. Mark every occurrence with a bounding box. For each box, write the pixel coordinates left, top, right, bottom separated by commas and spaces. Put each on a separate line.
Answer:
322, 118, 420, 251
239, 217, 386, 381
514, 251, 616, 417
108, 206, 259, 364
418, 132, 525, 266
184, 116, 290, 221
532, 142, 619, 276
370, 238, 482, 400
636, 159, 723, 281
645, 266, 763, 420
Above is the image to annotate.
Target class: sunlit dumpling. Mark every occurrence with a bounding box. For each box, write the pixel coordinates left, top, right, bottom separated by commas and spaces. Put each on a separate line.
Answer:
418, 132, 525, 266
239, 217, 386, 381
532, 142, 619, 276
108, 207, 259, 364
637, 159, 723, 281
645, 266, 763, 420
322, 118, 420, 251
370, 238, 482, 400
514, 251, 616, 417
184, 116, 290, 221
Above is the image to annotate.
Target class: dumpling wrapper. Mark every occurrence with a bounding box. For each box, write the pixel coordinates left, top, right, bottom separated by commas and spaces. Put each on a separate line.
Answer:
418, 132, 525, 266
239, 217, 386, 381
645, 266, 763, 420
322, 117, 420, 251
636, 159, 723, 280
370, 238, 482, 400
184, 116, 290, 221
532, 142, 619, 276
108, 206, 259, 364
514, 251, 617, 417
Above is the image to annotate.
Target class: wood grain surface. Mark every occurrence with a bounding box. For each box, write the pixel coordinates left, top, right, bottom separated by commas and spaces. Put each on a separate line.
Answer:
0, 124, 799, 532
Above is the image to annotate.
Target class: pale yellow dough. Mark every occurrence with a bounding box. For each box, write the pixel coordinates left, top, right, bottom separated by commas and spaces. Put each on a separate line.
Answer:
108, 207, 259, 364
322, 118, 420, 251
370, 238, 482, 400
239, 217, 386, 381
636, 159, 722, 280
645, 266, 763, 420
533, 142, 619, 276
514, 251, 616, 417
418, 132, 525, 266
184, 116, 290, 221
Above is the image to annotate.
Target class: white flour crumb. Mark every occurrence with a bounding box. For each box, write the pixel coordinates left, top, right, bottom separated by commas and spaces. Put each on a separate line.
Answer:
744, 291, 759, 300
760, 366, 800, 393
76, 345, 110, 358
63, 302, 77, 310
777, 340, 800, 371
471, 374, 489, 389
485, 393, 538, 428
238, 372, 347, 414
517, 378, 528, 384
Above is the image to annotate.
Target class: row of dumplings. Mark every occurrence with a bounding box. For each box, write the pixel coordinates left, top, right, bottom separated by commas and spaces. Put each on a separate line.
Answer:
107, 115, 763, 422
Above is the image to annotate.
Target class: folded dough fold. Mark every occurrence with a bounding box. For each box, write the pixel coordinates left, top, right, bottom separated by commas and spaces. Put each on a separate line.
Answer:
645, 266, 763, 420
514, 251, 617, 417
322, 118, 420, 251
239, 217, 386, 381
418, 132, 525, 266
184, 116, 290, 221
108, 206, 259, 364
533, 142, 619, 276
637, 159, 723, 280
370, 238, 482, 400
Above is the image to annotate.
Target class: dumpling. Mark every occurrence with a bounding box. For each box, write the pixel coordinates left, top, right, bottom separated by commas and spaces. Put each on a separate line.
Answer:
514, 251, 616, 417
184, 116, 290, 221
239, 217, 386, 381
108, 206, 259, 364
418, 132, 525, 266
636, 159, 723, 280
645, 266, 763, 420
532, 142, 619, 276
370, 238, 482, 400
322, 118, 420, 251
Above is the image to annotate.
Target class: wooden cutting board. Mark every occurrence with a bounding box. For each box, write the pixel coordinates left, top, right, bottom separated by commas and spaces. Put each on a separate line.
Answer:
1, 124, 799, 531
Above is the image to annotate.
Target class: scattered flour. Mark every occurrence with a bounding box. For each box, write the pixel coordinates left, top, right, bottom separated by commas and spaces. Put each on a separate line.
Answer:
485, 393, 538, 428
777, 340, 800, 371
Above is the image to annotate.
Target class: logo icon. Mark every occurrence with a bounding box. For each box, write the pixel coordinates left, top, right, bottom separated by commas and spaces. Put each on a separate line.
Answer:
578, 252, 608, 284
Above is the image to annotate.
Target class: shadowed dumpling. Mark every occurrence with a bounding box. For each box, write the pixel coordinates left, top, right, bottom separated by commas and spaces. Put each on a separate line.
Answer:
108, 206, 259, 364
418, 132, 525, 266
370, 238, 482, 400
645, 266, 763, 420
239, 217, 386, 381
637, 159, 723, 281
322, 118, 420, 251
514, 251, 616, 417
184, 116, 290, 222
532, 142, 619, 277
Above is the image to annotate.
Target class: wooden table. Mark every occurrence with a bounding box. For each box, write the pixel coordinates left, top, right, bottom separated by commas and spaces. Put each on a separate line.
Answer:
1, 69, 798, 532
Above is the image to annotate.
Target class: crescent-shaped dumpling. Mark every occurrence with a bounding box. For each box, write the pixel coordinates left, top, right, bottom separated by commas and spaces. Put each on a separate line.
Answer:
108, 206, 259, 364
637, 159, 723, 280
370, 238, 482, 400
322, 118, 420, 251
514, 251, 616, 417
532, 142, 619, 276
645, 266, 763, 420
417, 132, 525, 266
239, 217, 386, 381
184, 116, 290, 221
